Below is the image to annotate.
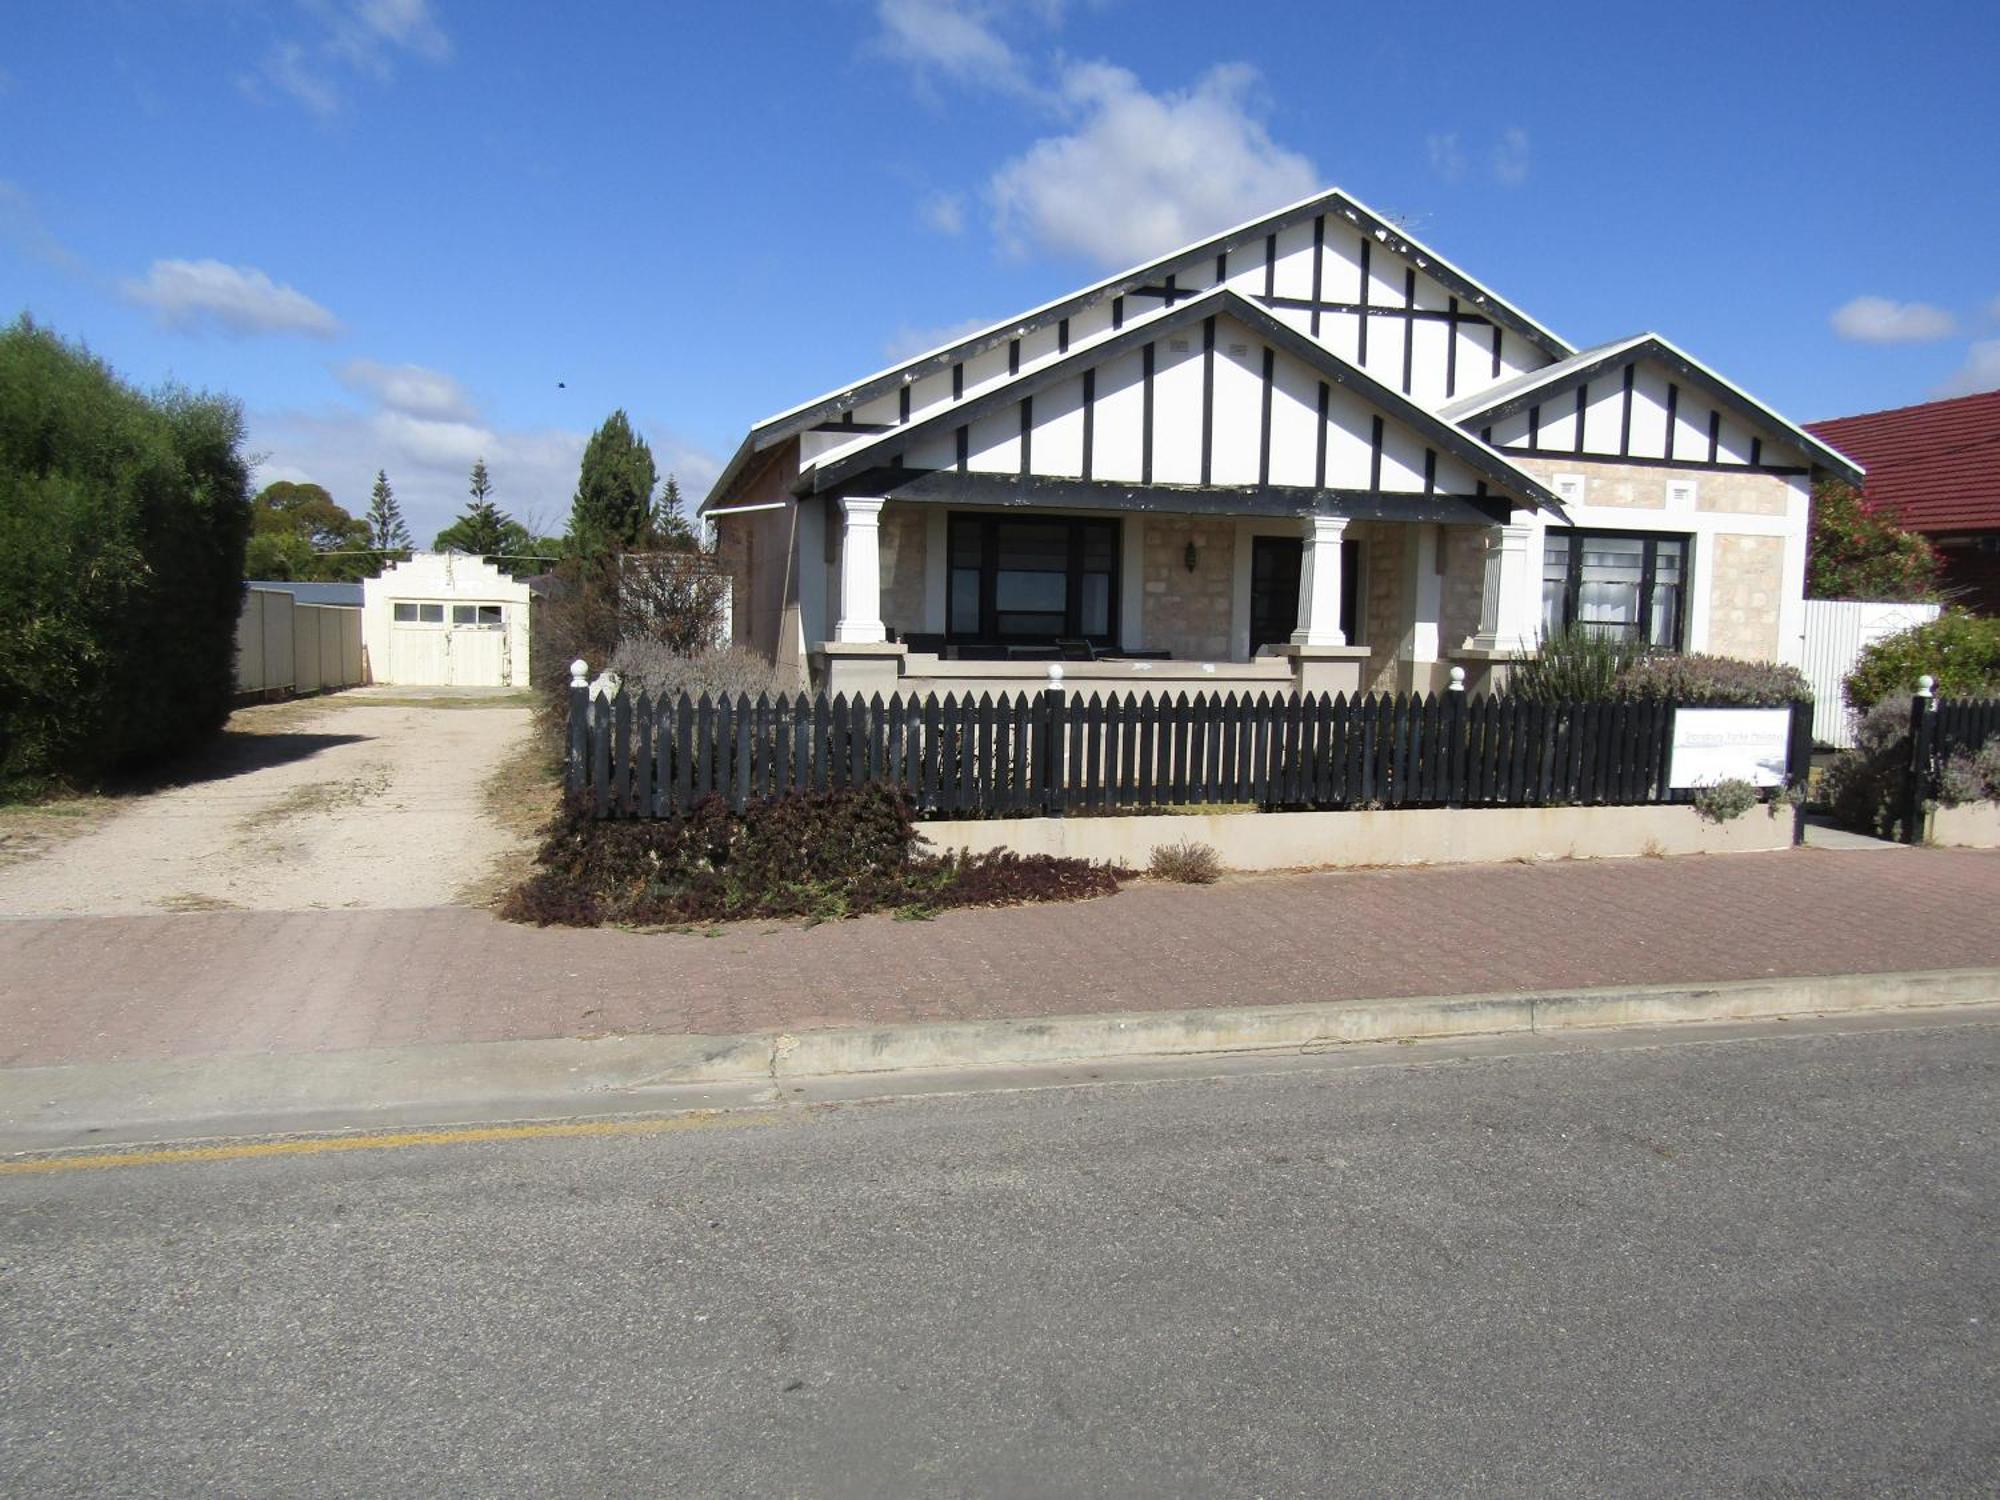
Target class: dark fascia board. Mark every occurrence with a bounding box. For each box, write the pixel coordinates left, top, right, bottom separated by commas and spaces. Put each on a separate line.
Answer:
848, 469, 1514, 526
743, 189, 1574, 453
1447, 335, 1865, 484
803, 287, 1562, 513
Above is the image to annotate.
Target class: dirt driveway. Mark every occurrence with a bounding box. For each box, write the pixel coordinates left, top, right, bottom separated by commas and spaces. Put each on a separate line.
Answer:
0, 689, 544, 917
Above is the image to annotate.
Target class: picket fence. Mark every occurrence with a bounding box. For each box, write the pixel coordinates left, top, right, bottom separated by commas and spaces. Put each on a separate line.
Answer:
567, 681, 1815, 822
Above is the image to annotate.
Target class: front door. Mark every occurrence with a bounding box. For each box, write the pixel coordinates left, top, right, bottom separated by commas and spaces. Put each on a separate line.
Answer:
1249, 537, 1302, 652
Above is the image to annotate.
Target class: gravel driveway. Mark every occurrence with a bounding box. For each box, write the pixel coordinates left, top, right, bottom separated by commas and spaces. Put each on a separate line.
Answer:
0, 689, 539, 917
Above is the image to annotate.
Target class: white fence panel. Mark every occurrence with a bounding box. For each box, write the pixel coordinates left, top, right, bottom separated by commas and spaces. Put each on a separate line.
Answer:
237, 590, 362, 696
235, 588, 298, 693
1801, 599, 1941, 747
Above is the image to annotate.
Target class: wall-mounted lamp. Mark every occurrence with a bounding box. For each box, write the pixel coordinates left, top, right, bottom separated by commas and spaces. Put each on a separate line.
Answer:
1184, 540, 1199, 573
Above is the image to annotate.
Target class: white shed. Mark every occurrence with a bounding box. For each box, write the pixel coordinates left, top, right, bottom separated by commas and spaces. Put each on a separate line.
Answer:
362, 552, 534, 687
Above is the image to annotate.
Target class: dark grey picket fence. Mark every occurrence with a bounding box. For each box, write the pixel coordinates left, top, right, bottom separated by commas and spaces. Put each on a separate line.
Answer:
1902, 690, 2000, 842
567, 681, 1815, 822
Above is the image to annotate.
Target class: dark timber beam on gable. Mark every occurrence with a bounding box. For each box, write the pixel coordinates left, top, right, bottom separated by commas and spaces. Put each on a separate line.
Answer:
801, 286, 1563, 513
829, 469, 1517, 526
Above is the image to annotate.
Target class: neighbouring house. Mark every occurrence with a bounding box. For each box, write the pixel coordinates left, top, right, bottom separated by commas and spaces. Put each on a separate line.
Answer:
361, 552, 535, 687
703, 186, 1862, 700
1807, 389, 2000, 615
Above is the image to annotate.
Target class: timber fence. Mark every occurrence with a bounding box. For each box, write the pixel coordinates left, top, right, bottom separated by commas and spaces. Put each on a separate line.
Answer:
566, 671, 1815, 823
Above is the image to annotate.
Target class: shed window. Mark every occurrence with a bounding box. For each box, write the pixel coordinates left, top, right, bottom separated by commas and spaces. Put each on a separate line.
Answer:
1541, 530, 1686, 649
394, 602, 445, 624
452, 604, 504, 626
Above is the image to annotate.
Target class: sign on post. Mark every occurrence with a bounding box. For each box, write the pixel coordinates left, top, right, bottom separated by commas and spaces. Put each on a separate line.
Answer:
1668, 707, 1793, 789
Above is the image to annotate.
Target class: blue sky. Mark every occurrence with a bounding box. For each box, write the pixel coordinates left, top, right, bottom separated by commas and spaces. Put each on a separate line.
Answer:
6, 0, 1999, 544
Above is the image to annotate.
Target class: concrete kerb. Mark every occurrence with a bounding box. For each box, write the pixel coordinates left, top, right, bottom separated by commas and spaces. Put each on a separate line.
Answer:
3, 967, 1996, 1148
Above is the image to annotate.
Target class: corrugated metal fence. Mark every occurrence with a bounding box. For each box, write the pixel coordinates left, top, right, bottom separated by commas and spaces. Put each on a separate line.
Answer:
235, 588, 364, 695
1801, 598, 1941, 747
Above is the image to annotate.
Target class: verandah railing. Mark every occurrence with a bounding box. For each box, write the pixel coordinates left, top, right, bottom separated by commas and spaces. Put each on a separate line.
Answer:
566, 670, 1816, 822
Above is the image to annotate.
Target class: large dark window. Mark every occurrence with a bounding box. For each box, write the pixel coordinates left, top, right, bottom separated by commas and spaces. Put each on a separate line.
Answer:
948, 514, 1119, 646
1541, 529, 1686, 648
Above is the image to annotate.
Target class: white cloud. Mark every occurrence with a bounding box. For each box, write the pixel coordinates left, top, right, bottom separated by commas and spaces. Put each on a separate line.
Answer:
336, 358, 477, 421
1831, 295, 1958, 344
883, 316, 992, 362
875, 0, 1026, 90
1490, 127, 1530, 187
1426, 131, 1466, 184
121, 259, 341, 338
242, 0, 451, 116
988, 61, 1319, 268
1935, 340, 2000, 399
1985, 293, 2000, 324
919, 190, 967, 234
250, 369, 722, 545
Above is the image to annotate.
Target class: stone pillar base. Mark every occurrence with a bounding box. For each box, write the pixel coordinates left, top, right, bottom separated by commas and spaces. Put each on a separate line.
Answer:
1451, 645, 1529, 696
813, 642, 907, 699
1273, 643, 1370, 696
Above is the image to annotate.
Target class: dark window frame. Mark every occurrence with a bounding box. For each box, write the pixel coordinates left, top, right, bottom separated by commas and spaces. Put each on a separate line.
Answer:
1542, 527, 1688, 650
947, 512, 1121, 648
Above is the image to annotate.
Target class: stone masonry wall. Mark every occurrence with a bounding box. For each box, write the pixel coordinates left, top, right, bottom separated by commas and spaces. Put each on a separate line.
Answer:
1360, 523, 1406, 694
878, 502, 927, 638
1141, 517, 1235, 659
1706, 533, 1785, 659
1439, 524, 1486, 653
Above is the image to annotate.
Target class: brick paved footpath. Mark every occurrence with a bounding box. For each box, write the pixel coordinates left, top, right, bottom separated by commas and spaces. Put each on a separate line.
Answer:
3, 847, 1997, 1070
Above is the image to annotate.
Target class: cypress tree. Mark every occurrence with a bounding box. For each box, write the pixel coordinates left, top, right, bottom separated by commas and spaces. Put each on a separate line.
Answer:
569, 409, 656, 553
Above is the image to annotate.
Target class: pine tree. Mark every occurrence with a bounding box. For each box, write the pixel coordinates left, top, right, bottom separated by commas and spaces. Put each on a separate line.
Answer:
653, 473, 696, 551
569, 409, 657, 553
365, 469, 412, 552
434, 457, 511, 554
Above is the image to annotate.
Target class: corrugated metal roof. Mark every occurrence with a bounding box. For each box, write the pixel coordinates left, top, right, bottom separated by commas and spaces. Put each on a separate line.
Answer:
1807, 389, 2000, 534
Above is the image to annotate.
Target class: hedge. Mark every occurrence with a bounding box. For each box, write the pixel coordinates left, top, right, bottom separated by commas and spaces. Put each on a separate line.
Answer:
1844, 610, 2000, 714
0, 318, 251, 794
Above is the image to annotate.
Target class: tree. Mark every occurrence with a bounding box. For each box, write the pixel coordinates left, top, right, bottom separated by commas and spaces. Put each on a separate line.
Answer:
247, 481, 371, 581
569, 409, 656, 553
365, 469, 411, 552
1807, 479, 1942, 602
653, 473, 697, 552
435, 458, 512, 554
0, 317, 250, 791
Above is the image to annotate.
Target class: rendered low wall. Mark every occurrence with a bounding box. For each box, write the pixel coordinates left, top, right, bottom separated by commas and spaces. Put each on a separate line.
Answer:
1928, 802, 2000, 849
916, 802, 1796, 870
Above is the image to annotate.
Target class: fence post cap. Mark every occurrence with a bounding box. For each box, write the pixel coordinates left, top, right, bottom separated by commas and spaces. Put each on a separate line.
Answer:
1447, 666, 1467, 692
570, 658, 590, 688
1916, 674, 1936, 698
1047, 663, 1065, 688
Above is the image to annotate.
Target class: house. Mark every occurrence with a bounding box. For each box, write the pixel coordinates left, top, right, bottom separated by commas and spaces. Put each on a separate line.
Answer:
1807, 390, 2000, 615
702, 186, 1861, 700
361, 552, 535, 687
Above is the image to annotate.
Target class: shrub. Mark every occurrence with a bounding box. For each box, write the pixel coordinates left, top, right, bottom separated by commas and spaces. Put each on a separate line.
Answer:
1806, 478, 1942, 602
1612, 653, 1810, 706
1691, 778, 1758, 823
606, 641, 789, 702
0, 319, 251, 795
500, 783, 1122, 927
1937, 737, 2000, 807
1844, 610, 2000, 714
1147, 838, 1222, 883
1821, 695, 1916, 838
1507, 629, 1643, 703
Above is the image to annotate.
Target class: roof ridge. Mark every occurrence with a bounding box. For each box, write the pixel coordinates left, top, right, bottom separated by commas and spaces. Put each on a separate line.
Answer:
1810, 386, 2000, 427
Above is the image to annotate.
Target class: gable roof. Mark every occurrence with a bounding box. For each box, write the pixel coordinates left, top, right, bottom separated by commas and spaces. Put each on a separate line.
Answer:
703, 185, 1576, 510
1807, 388, 2000, 533
800, 286, 1563, 512
1439, 333, 1864, 483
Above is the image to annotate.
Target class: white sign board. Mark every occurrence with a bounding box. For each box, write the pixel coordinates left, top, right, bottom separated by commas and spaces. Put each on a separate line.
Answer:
1669, 707, 1792, 789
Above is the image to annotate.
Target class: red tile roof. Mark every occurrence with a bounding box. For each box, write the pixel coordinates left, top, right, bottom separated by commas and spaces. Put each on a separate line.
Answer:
1807, 389, 2000, 534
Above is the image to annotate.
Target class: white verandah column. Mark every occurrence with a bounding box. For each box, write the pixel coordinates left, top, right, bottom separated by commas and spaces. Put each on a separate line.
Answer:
1290, 514, 1349, 647
833, 495, 887, 644
1462, 521, 1538, 655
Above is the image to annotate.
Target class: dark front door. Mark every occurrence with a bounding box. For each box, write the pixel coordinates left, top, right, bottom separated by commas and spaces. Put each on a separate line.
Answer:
1249, 536, 1302, 652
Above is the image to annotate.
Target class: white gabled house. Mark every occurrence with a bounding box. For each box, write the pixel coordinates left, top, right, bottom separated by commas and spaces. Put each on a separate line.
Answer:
703, 186, 1861, 699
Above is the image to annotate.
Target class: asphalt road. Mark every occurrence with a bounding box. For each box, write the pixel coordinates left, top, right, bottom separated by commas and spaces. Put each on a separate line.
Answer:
3, 1016, 1995, 1498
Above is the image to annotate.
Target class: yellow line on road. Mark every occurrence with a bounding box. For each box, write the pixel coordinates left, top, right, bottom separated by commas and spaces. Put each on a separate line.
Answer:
0, 1109, 783, 1176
